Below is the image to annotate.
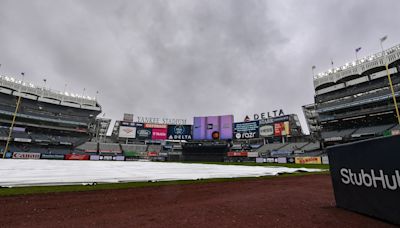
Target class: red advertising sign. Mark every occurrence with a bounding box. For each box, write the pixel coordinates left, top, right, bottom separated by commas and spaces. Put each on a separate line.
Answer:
148, 151, 158, 157
227, 151, 248, 157
144, 123, 167, 129
152, 128, 167, 140
12, 152, 41, 159
65, 154, 90, 160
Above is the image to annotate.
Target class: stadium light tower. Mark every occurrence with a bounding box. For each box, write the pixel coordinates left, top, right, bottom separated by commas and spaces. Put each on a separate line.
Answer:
380, 36, 400, 124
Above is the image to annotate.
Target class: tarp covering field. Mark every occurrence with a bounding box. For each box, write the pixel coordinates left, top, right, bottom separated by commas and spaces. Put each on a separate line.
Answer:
0, 160, 323, 187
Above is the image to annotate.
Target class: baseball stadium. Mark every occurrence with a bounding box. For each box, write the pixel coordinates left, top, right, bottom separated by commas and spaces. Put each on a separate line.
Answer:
0, 41, 399, 227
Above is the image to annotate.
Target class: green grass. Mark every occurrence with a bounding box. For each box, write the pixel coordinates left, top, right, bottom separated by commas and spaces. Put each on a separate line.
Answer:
0, 162, 329, 197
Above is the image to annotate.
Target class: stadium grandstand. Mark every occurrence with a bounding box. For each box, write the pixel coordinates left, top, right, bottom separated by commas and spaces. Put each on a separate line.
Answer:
0, 74, 101, 157
312, 43, 400, 145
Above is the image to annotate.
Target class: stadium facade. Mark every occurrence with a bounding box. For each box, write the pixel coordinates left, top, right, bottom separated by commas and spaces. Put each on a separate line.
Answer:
0, 74, 101, 158
311, 44, 400, 145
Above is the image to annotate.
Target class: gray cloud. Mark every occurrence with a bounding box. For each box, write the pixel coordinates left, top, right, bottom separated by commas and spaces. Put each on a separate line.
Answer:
1, 0, 400, 133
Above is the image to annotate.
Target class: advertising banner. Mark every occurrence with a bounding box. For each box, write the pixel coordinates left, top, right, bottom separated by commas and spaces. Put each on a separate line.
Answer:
148, 151, 158, 157
90, 155, 100, 160
12, 152, 41, 159
227, 151, 248, 157
266, 158, 275, 163
101, 155, 113, 161
144, 123, 167, 129
118, 126, 137, 139
247, 152, 259, 158
321, 156, 329, 164
256, 157, 266, 163
167, 125, 192, 140
274, 122, 290, 136
136, 128, 152, 140
193, 115, 233, 140
64, 154, 90, 160
114, 155, 125, 161
327, 135, 400, 225
286, 157, 295, 163
295, 157, 321, 164
259, 125, 274, 137
151, 128, 167, 140
233, 121, 259, 139
40, 154, 64, 160
277, 157, 287, 164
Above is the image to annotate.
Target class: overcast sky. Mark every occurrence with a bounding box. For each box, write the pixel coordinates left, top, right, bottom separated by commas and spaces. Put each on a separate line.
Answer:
1, 0, 400, 133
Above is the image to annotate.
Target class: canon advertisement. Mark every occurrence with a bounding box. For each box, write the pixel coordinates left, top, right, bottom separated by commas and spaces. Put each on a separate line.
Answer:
274, 121, 290, 136
233, 121, 259, 139
328, 135, 400, 225
193, 115, 233, 140
118, 126, 137, 139
167, 125, 192, 140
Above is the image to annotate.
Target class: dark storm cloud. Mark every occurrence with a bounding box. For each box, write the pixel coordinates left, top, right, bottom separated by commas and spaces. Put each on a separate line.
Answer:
1, 0, 400, 133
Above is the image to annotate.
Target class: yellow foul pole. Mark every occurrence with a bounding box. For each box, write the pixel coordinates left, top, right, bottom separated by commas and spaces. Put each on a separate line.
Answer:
385, 64, 400, 125
2, 96, 22, 159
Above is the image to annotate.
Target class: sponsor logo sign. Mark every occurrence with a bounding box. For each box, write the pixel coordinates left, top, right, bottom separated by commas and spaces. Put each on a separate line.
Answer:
259, 125, 274, 137
277, 157, 287, 164
247, 152, 259, 158
144, 123, 168, 129
114, 156, 125, 161
90, 155, 100, 160
167, 125, 192, 140
152, 128, 167, 140
40, 154, 64, 160
118, 126, 137, 139
136, 128, 152, 140
327, 135, 400, 224
12, 152, 40, 159
64, 154, 90, 160
295, 157, 321, 164
252, 109, 285, 120
227, 151, 248, 157
274, 121, 290, 136
266, 158, 275, 163
148, 151, 158, 157
233, 121, 259, 139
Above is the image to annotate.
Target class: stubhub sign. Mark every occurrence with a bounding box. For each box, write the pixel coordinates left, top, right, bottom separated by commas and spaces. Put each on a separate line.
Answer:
328, 135, 400, 225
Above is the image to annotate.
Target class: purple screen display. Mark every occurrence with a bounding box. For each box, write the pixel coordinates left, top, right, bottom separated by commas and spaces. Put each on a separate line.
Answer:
193, 115, 233, 140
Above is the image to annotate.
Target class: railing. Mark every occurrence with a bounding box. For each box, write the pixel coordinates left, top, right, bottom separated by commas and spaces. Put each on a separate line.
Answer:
313, 44, 400, 89
0, 75, 97, 106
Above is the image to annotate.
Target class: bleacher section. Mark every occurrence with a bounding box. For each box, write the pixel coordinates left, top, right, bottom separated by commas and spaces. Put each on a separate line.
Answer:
147, 145, 162, 153
278, 142, 309, 152
256, 143, 287, 153
321, 129, 356, 140
351, 124, 393, 137
76, 142, 98, 153
99, 143, 121, 154
301, 142, 320, 151
121, 144, 148, 157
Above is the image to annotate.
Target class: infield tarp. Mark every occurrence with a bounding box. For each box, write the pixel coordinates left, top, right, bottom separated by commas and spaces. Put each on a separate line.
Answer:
0, 160, 323, 187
